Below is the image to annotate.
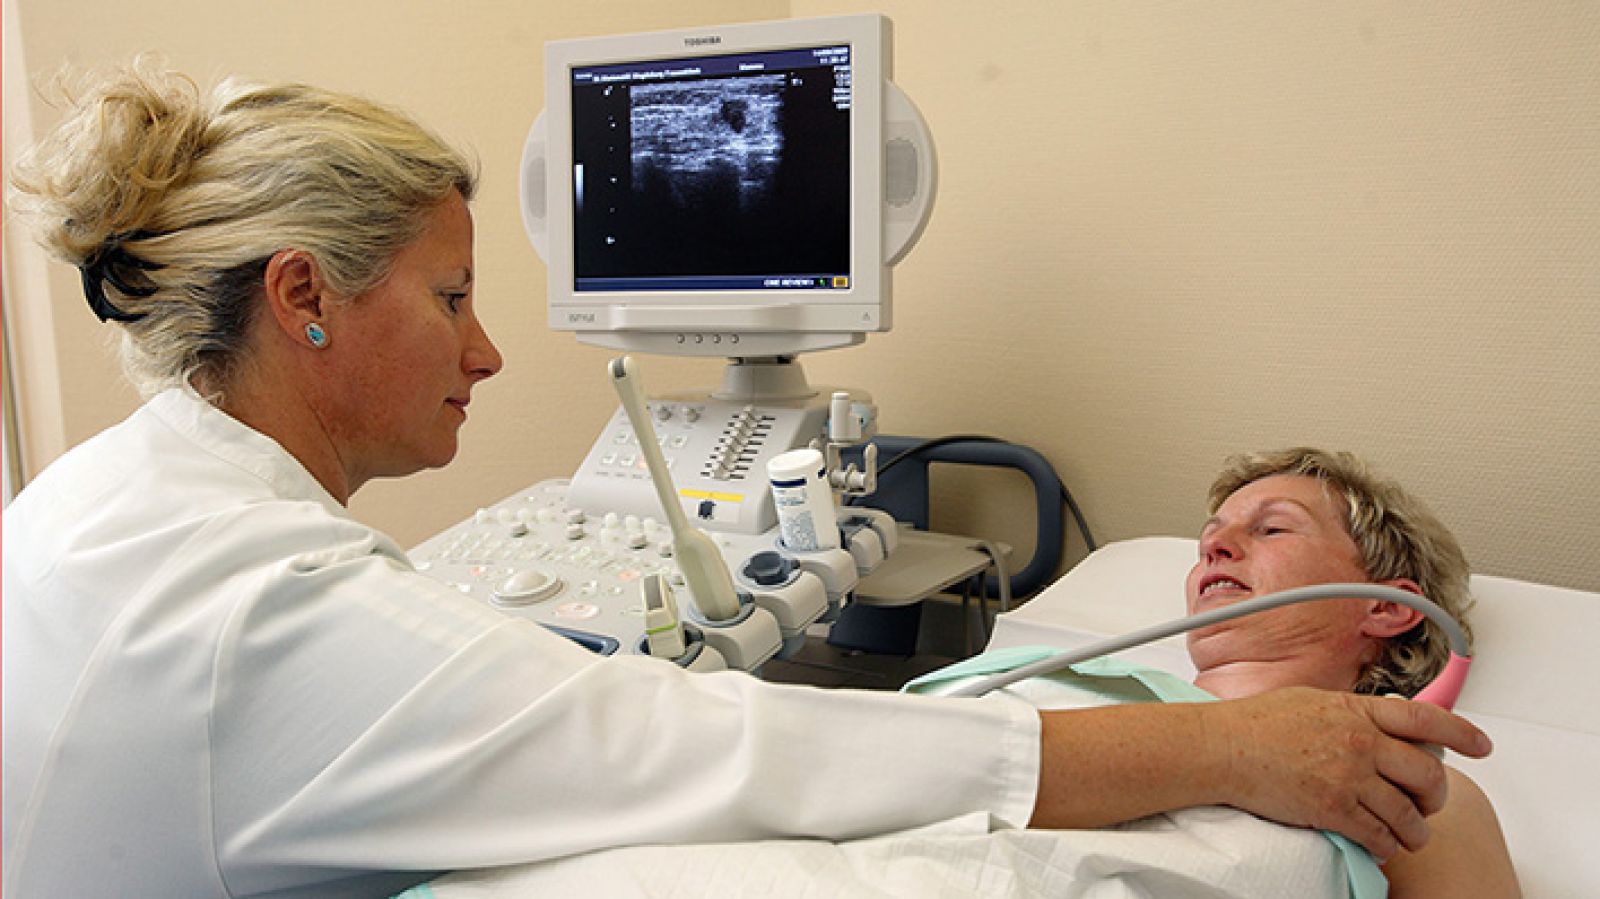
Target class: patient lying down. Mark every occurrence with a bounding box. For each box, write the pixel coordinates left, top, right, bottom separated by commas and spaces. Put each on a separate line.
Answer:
1173, 449, 1518, 899
408, 450, 1518, 899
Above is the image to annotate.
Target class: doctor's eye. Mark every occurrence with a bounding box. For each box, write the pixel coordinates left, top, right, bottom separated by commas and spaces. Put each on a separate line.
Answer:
441, 291, 468, 314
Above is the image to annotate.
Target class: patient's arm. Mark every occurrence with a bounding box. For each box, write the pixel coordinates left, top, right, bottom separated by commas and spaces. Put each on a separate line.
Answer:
1029, 687, 1492, 861
1382, 767, 1520, 898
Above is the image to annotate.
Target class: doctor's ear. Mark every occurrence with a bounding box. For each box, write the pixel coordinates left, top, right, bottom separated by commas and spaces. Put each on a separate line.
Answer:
1360, 578, 1427, 638
262, 249, 333, 347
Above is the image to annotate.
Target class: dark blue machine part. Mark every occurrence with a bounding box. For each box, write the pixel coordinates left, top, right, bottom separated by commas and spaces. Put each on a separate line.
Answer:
832, 435, 1068, 655
543, 624, 621, 655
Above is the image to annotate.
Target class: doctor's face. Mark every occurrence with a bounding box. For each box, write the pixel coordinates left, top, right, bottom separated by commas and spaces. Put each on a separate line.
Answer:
323, 191, 503, 482
1183, 475, 1377, 684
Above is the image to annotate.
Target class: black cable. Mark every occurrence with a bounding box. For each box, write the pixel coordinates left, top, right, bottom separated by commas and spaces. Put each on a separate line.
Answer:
1060, 482, 1097, 552
851, 434, 1098, 553
871, 434, 1008, 479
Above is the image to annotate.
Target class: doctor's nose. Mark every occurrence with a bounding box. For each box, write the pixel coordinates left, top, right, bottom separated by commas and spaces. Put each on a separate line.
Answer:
464, 314, 504, 381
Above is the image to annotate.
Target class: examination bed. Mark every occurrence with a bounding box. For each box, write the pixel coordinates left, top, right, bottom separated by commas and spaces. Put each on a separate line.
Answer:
411, 538, 1598, 898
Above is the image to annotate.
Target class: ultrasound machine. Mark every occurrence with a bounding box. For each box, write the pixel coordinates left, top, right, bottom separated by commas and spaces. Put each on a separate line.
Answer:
411, 14, 954, 674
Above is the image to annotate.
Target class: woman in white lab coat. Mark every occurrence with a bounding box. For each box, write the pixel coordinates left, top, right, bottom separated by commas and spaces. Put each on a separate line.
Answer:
1, 61, 1488, 898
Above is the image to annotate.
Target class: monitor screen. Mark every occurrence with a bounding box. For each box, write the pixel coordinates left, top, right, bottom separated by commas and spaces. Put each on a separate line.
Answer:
571, 45, 852, 295
523, 14, 934, 358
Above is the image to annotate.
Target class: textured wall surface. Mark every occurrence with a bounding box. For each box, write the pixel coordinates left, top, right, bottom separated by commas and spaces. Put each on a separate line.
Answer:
795, 0, 1600, 591
8, 1, 1597, 592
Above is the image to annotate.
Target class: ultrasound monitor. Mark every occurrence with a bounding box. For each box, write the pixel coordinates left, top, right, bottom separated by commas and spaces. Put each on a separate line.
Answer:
520, 14, 936, 359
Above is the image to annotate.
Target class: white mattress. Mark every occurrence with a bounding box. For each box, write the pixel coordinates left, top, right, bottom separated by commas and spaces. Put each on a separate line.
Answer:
990, 537, 1600, 899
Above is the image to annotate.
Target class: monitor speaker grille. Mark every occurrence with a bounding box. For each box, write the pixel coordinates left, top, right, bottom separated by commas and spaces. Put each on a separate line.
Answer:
885, 137, 919, 208
522, 144, 546, 222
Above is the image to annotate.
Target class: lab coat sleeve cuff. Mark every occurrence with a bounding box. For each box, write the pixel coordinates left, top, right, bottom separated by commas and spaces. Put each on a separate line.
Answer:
987, 691, 1043, 830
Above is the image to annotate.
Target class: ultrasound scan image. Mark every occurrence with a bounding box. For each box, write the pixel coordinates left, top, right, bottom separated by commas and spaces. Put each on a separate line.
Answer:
630, 75, 787, 212
572, 64, 847, 281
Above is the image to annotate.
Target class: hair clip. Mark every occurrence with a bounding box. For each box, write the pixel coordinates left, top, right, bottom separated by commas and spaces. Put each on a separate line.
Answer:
78, 230, 164, 323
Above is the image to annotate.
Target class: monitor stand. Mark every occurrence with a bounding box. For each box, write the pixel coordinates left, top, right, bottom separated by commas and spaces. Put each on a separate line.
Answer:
711, 356, 818, 404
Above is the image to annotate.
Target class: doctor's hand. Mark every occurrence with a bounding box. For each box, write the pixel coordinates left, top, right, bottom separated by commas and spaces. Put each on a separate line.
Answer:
1206, 688, 1493, 861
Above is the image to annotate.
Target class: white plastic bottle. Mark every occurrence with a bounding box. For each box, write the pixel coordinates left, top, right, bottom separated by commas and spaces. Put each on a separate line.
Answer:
767, 447, 840, 552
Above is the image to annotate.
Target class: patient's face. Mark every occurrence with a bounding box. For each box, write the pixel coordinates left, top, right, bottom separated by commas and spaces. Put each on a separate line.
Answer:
1185, 474, 1379, 695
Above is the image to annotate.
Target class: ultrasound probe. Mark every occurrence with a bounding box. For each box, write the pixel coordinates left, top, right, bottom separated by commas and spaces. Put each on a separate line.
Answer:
609, 355, 743, 621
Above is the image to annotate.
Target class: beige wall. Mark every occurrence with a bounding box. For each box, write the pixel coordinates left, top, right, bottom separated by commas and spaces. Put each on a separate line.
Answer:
6, 1, 1598, 593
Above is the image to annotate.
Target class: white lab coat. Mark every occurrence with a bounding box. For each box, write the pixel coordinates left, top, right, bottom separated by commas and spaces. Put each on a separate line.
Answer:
2, 386, 1040, 898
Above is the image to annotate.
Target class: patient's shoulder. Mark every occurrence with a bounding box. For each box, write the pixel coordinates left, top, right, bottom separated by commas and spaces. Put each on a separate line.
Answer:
1443, 766, 1498, 821
1383, 765, 1519, 898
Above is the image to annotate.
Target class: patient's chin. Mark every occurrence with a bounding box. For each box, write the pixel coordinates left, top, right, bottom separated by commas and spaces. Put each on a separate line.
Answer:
1185, 626, 1241, 665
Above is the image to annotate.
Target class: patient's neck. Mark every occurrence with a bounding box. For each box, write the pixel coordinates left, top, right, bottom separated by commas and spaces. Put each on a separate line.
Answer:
1193, 659, 1358, 700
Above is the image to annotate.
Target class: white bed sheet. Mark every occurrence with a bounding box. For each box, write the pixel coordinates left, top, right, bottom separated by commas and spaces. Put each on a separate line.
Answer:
410, 807, 1353, 899
990, 537, 1600, 898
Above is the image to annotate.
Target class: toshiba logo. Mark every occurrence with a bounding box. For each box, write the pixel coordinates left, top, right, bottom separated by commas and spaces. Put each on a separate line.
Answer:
683, 35, 722, 46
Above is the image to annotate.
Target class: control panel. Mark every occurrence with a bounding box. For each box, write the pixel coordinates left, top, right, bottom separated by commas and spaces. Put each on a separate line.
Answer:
410, 478, 899, 673
566, 389, 871, 536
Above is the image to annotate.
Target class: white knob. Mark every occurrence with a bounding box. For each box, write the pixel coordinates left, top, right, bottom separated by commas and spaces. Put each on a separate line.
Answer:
623, 514, 641, 532
626, 532, 648, 550
655, 405, 672, 421
493, 568, 563, 606
603, 511, 621, 528
685, 407, 701, 422
565, 523, 585, 541
565, 508, 587, 525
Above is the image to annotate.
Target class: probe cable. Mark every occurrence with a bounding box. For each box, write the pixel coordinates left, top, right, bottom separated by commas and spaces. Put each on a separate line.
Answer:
941, 583, 1473, 710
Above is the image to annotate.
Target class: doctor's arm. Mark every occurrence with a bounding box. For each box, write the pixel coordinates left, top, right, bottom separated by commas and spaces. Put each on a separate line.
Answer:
1027, 687, 1493, 861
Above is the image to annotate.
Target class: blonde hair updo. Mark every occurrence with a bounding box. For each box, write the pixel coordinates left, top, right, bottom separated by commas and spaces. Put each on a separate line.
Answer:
10, 57, 477, 397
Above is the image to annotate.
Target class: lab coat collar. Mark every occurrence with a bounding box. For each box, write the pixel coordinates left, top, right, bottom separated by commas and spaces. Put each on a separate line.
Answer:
148, 384, 348, 516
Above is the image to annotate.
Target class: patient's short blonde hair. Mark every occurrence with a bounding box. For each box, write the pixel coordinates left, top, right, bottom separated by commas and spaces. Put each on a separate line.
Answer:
10, 57, 477, 398
1208, 448, 1474, 697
